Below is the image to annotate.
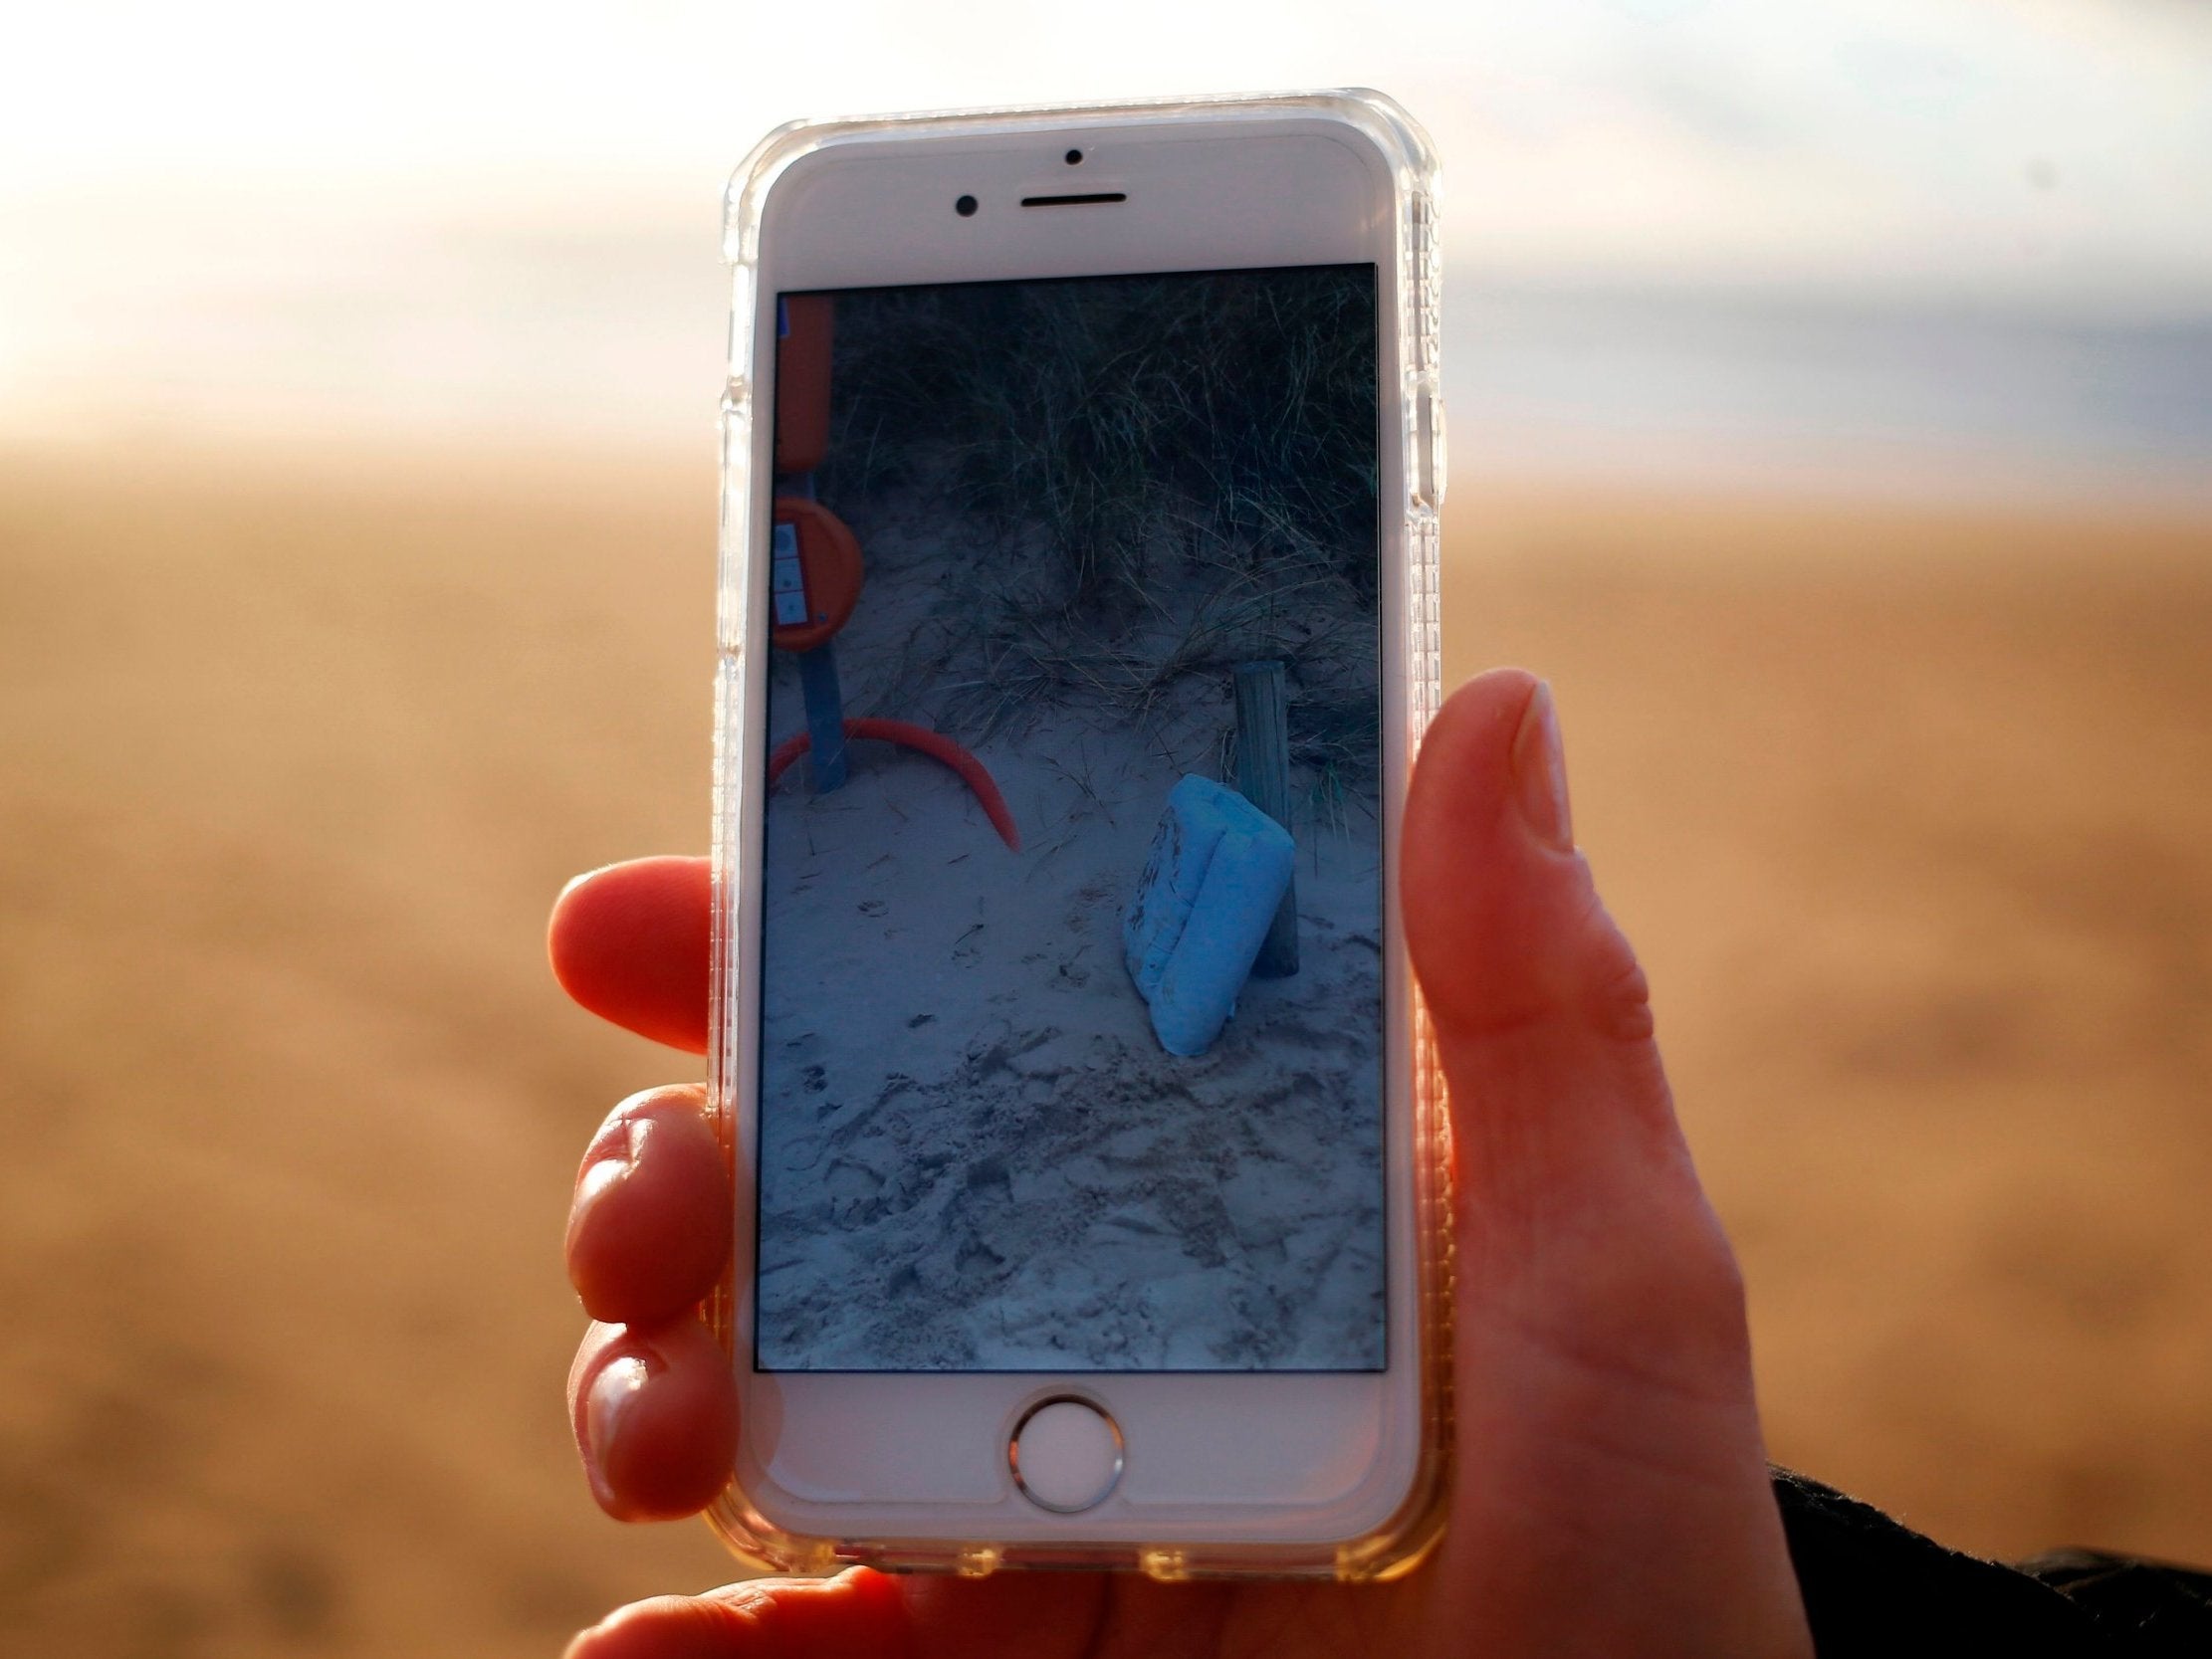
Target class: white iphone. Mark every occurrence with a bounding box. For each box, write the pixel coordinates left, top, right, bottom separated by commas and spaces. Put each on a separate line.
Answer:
709, 91, 1450, 1580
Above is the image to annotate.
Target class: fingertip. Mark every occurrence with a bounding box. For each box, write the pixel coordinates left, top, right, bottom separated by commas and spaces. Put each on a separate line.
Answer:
567, 1087, 731, 1326
1430, 666, 1543, 748
550, 856, 713, 1052
554, 861, 612, 909
570, 1319, 738, 1523
566, 1569, 914, 1659
1406, 669, 1541, 832
1405, 669, 1659, 1054
1403, 670, 1570, 1029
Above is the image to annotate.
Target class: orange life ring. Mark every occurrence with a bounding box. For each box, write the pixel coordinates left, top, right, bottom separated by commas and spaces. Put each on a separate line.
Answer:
767, 719, 1021, 853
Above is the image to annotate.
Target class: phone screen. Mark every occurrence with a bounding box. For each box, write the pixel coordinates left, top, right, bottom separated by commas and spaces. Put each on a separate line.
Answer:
757, 265, 1383, 1372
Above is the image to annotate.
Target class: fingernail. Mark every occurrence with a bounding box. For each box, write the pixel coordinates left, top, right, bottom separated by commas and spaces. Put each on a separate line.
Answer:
574, 1119, 651, 1211
1511, 682, 1573, 851
584, 1354, 649, 1497
565, 1123, 648, 1271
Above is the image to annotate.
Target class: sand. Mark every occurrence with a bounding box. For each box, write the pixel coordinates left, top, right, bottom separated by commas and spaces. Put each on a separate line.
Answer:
754, 493, 1385, 1373
4, 442, 2211, 1655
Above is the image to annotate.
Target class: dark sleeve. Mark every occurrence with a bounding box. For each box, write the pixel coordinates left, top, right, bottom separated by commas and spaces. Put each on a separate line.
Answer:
1773, 1469, 2212, 1656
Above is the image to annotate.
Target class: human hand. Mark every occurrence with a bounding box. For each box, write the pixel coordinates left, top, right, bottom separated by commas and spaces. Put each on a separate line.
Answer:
550, 668, 1813, 1658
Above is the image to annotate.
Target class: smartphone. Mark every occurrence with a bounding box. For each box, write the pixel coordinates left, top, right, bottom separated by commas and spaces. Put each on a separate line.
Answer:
710, 91, 1449, 1579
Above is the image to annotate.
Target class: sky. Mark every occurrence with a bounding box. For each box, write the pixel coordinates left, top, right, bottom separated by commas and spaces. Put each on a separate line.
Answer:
2, 0, 2208, 488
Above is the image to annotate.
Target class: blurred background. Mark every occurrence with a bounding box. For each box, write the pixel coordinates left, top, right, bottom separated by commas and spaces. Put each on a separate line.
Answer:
4, 1, 2210, 1653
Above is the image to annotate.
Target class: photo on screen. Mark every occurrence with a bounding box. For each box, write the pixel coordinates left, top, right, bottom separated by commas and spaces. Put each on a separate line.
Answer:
756, 265, 1385, 1371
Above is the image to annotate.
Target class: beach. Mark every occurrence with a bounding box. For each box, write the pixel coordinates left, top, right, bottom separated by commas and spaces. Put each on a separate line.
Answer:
754, 481, 1386, 1374
3, 443, 2211, 1653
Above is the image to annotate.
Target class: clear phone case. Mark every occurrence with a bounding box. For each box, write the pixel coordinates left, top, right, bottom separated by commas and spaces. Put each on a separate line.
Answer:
708, 89, 1450, 1581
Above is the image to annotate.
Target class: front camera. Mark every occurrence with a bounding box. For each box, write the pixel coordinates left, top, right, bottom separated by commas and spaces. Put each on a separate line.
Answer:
956, 194, 978, 217
1064, 148, 1084, 165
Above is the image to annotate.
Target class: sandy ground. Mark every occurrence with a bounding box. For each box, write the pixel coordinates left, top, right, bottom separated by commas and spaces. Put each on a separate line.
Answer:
755, 498, 1384, 1372
3, 444, 2211, 1655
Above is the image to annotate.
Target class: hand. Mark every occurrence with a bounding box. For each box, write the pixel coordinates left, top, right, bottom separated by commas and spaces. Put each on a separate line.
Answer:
550, 669, 1814, 1658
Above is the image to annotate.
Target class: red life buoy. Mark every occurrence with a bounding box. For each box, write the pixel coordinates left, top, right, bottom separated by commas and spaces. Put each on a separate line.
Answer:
767, 719, 1021, 852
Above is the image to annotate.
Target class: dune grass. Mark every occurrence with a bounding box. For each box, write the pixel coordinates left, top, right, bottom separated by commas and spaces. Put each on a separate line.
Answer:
812, 267, 1381, 785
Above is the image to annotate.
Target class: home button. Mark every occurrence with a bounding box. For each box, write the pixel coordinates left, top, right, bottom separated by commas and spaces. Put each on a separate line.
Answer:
1009, 1396, 1123, 1513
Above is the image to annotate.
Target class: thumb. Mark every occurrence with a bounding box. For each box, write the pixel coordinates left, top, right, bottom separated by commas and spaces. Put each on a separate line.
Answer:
1406, 670, 1687, 1224
1403, 668, 1745, 1372
1402, 671, 1809, 1658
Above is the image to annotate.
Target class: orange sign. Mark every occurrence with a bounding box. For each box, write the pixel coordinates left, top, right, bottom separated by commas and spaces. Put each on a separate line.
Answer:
769, 497, 864, 653
774, 295, 834, 476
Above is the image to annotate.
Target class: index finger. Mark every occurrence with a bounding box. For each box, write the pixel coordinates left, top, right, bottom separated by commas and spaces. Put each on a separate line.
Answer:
550, 856, 712, 1052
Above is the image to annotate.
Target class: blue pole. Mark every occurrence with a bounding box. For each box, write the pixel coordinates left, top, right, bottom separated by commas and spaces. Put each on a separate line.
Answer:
798, 644, 848, 791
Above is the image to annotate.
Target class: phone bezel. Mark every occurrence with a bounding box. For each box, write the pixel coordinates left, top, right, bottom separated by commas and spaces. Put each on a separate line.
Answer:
726, 111, 1423, 1547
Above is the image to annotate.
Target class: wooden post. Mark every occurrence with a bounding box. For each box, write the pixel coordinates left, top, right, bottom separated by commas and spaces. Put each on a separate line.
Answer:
1234, 660, 1298, 977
